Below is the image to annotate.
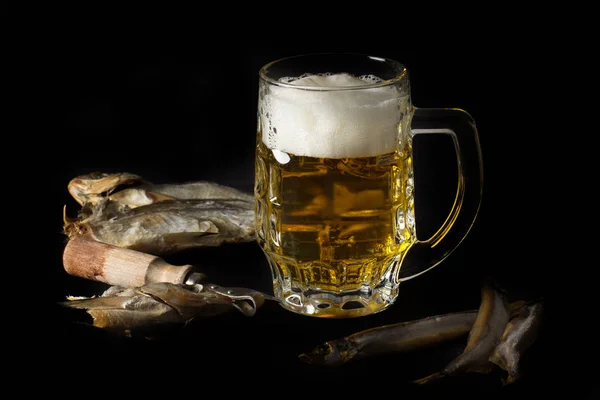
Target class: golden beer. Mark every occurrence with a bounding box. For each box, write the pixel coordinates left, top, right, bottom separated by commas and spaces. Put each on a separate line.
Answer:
255, 137, 416, 317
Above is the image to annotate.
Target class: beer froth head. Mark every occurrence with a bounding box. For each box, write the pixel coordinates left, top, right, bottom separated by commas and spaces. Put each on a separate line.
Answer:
261, 73, 409, 159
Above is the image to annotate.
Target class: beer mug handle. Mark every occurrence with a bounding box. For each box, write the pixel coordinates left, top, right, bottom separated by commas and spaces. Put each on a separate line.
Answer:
398, 107, 483, 281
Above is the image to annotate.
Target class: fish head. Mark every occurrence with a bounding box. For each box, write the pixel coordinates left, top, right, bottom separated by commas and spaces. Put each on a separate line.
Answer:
299, 339, 357, 366
68, 172, 143, 206
139, 282, 234, 320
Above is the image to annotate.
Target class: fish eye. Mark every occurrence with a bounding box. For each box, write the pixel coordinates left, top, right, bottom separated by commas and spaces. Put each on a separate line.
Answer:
316, 343, 332, 355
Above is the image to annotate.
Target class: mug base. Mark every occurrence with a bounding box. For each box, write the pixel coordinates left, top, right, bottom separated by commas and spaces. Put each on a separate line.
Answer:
273, 284, 399, 318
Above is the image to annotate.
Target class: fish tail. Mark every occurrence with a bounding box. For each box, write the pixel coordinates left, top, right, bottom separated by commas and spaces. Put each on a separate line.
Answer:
63, 205, 86, 239
413, 372, 445, 385
298, 353, 313, 364
59, 296, 129, 310
502, 373, 521, 386
488, 350, 508, 372
59, 299, 97, 309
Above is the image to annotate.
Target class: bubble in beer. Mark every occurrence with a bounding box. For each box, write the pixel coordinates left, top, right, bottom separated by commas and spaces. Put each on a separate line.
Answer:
262, 73, 407, 159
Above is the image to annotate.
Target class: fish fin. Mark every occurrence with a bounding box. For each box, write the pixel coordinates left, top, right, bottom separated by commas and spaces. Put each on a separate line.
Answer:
124, 231, 220, 254
502, 373, 521, 386
145, 191, 178, 202
63, 205, 87, 239
63, 205, 79, 225
162, 231, 219, 244
413, 372, 446, 385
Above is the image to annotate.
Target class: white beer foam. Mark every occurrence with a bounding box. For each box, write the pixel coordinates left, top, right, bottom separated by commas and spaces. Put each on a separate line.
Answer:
262, 73, 405, 159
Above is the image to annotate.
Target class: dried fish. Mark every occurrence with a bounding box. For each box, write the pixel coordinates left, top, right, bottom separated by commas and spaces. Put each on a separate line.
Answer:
67, 172, 253, 209
77, 199, 254, 254
63, 285, 193, 333
61, 282, 266, 335
299, 311, 477, 366
414, 284, 510, 384
489, 300, 544, 384
64, 172, 256, 254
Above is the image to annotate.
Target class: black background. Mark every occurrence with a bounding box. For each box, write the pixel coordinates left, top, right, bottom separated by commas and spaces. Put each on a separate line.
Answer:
25, 21, 589, 399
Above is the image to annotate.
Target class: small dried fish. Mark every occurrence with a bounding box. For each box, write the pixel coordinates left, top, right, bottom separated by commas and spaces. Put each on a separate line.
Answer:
64, 172, 256, 254
80, 199, 254, 254
67, 172, 253, 208
489, 300, 544, 384
414, 284, 510, 384
62, 282, 266, 335
299, 311, 478, 366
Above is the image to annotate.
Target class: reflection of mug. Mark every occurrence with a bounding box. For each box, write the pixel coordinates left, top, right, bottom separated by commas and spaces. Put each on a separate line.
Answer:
255, 54, 483, 318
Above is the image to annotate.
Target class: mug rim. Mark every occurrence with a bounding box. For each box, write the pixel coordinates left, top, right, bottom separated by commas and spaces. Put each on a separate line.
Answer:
259, 53, 408, 91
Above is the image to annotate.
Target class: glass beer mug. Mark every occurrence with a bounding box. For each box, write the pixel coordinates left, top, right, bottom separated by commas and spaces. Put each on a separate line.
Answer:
254, 54, 483, 318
